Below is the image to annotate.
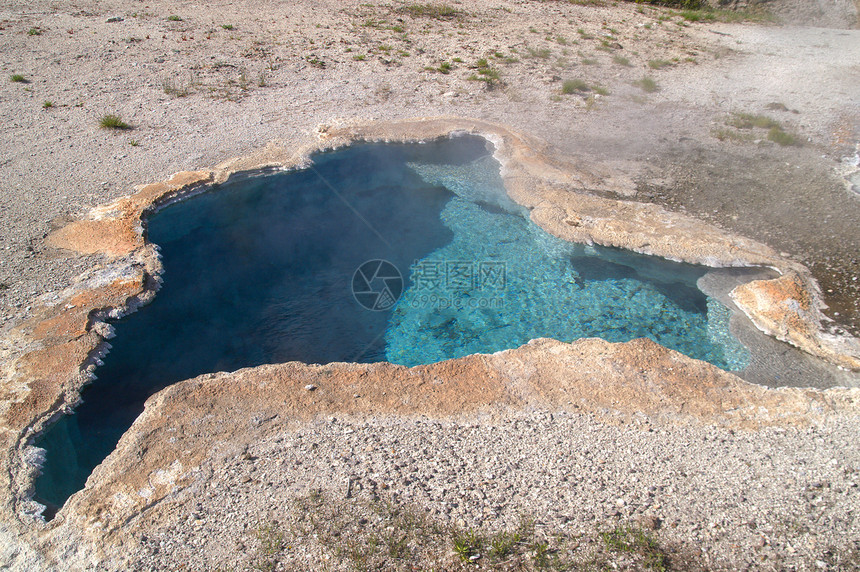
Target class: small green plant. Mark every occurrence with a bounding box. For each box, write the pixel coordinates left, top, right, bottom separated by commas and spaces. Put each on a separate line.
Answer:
596, 39, 614, 52
162, 77, 192, 97
562, 78, 590, 94
220, 24, 233, 30
767, 126, 798, 146
438, 61, 453, 73
452, 57, 463, 63
398, 3, 463, 20
469, 68, 500, 82
10, 74, 27, 83
612, 54, 631, 66
452, 529, 483, 562
467, 58, 501, 85
635, 76, 659, 92
712, 128, 754, 143
28, 27, 41, 36
99, 114, 131, 130
525, 47, 552, 59
601, 526, 669, 571
352, 54, 366, 61
680, 9, 716, 22
727, 112, 780, 130
42, 100, 53, 109
577, 28, 594, 39
648, 58, 672, 69
129, 139, 140, 147
167, 15, 182, 21
488, 529, 521, 559
637, 0, 706, 7
581, 57, 598, 65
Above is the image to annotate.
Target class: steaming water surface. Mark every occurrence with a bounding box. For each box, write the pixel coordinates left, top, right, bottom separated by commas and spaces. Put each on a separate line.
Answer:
34, 137, 748, 513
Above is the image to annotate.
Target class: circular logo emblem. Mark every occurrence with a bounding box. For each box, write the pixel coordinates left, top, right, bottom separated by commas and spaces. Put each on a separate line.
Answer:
352, 259, 403, 311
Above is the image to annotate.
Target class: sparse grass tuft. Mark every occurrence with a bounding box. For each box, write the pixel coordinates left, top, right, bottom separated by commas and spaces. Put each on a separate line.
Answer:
560, 79, 608, 97
306, 56, 325, 68
451, 529, 482, 562
398, 3, 464, 20
612, 54, 631, 66
525, 47, 552, 59
680, 9, 716, 22
42, 100, 53, 109
648, 58, 672, 69
727, 112, 780, 130
28, 27, 41, 36
601, 526, 669, 571
10, 74, 27, 83
712, 128, 754, 143
467, 58, 501, 86
635, 76, 659, 92
162, 76, 192, 97
716, 112, 800, 146
167, 15, 182, 22
767, 126, 798, 146
633, 0, 706, 8
99, 114, 131, 130
220, 24, 234, 30
562, 78, 590, 94
240, 490, 703, 571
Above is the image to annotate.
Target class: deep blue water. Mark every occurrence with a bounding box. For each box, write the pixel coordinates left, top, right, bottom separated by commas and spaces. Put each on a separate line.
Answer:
34, 136, 748, 514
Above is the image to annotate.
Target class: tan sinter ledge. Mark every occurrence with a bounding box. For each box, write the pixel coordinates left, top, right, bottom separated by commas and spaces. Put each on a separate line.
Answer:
0, 118, 859, 565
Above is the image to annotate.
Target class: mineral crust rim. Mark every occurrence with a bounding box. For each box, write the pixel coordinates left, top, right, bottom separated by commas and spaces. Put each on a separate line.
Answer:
2, 116, 859, 535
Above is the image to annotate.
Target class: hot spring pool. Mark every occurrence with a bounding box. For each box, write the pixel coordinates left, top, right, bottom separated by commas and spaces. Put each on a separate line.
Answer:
34, 135, 749, 512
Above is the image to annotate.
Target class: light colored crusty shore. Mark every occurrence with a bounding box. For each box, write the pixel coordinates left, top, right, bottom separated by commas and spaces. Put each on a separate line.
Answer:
5, 114, 860, 572
1, 0, 859, 569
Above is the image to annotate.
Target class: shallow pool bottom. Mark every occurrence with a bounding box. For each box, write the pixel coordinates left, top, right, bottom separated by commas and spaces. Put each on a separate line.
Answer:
34, 136, 749, 512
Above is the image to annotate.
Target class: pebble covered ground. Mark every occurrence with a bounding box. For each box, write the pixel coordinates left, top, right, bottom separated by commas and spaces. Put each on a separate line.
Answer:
1, 1, 859, 570
129, 410, 860, 570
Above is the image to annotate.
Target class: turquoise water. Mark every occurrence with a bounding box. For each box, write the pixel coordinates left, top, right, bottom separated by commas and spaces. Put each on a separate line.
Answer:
387, 155, 747, 368
34, 136, 747, 514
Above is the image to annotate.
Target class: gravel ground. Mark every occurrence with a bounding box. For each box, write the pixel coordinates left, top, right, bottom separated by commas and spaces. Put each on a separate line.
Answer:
1, 1, 859, 570
128, 410, 860, 571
